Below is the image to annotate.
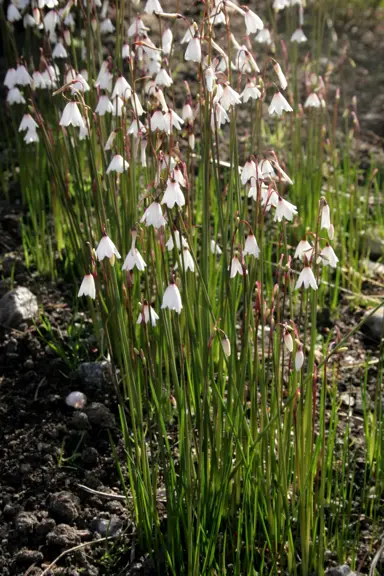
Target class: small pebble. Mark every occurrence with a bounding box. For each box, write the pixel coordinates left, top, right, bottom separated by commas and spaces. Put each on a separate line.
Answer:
66, 391, 87, 409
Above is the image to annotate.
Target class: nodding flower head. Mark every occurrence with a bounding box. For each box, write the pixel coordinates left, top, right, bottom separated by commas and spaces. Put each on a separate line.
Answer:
161, 280, 183, 314
96, 234, 121, 264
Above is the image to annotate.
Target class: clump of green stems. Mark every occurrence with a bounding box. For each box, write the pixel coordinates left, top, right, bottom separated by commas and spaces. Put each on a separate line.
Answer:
1, 0, 384, 575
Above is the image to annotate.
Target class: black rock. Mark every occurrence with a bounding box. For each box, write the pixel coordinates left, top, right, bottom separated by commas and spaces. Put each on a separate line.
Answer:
85, 403, 115, 429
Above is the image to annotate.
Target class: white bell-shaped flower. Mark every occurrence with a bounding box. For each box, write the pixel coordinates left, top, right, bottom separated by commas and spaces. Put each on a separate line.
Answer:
321, 202, 331, 230
4, 68, 17, 89
172, 166, 186, 187
162, 28, 173, 55
52, 41, 68, 59
137, 303, 160, 326
96, 234, 121, 262
144, 0, 162, 14
111, 96, 124, 117
7, 87, 26, 105
268, 92, 293, 116
140, 202, 166, 228
15, 65, 32, 86
19, 114, 38, 132
243, 234, 260, 258
111, 75, 132, 100
181, 26, 195, 44
24, 129, 39, 144
240, 81, 261, 103
106, 154, 129, 174
220, 84, 242, 111
128, 119, 146, 137
228, 255, 246, 278
161, 179, 185, 209
319, 244, 338, 268
150, 110, 166, 132
284, 331, 294, 353
221, 336, 231, 357
155, 68, 173, 87
256, 28, 272, 45
100, 18, 115, 34
122, 43, 130, 59
185, 37, 202, 63
70, 73, 90, 94
128, 16, 147, 38
211, 103, 229, 129
241, 159, 257, 185
210, 239, 222, 255
7, 3, 22, 21
273, 63, 288, 90
304, 93, 321, 108
204, 66, 216, 92
294, 240, 313, 262
104, 130, 117, 151
78, 274, 96, 299
95, 95, 113, 116
175, 247, 195, 273
122, 247, 146, 271
59, 102, 85, 128
161, 282, 183, 314
95, 61, 113, 92
244, 7, 263, 34
163, 109, 184, 134
295, 266, 318, 290
295, 349, 304, 371
291, 28, 307, 43
32, 71, 46, 89
165, 231, 188, 251
274, 197, 298, 222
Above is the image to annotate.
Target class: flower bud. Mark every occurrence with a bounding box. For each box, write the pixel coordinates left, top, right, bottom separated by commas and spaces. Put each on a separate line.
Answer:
221, 336, 231, 357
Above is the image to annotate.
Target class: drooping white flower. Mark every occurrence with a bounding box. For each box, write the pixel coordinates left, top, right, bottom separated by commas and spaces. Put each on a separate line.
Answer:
43, 9, 60, 39
304, 93, 321, 108
78, 274, 96, 299
175, 247, 195, 273
122, 247, 146, 271
161, 282, 182, 314
7, 87, 26, 105
79, 123, 89, 141
95, 95, 113, 116
204, 66, 216, 93
172, 166, 186, 187
233, 47, 259, 74
52, 41, 68, 59
24, 129, 39, 144
106, 154, 129, 174
137, 303, 160, 326
140, 202, 166, 228
273, 0, 290, 10
128, 16, 147, 38
211, 103, 230, 129
241, 159, 257, 185
181, 26, 195, 44
19, 114, 39, 132
4, 68, 17, 89
295, 348, 304, 371
95, 61, 113, 92
132, 92, 144, 116
111, 96, 124, 117
150, 110, 166, 132
111, 75, 132, 100
220, 83, 242, 111
96, 234, 121, 262
165, 230, 188, 251
240, 81, 261, 103
228, 255, 246, 278
209, 5, 225, 25
321, 202, 331, 230
15, 65, 32, 86
185, 37, 202, 63
42, 64, 59, 89
163, 109, 184, 134
70, 73, 90, 94
319, 244, 339, 268
221, 336, 231, 357
104, 130, 117, 151
259, 159, 277, 179
294, 239, 313, 262
122, 43, 130, 59
284, 331, 294, 353
243, 234, 260, 258
32, 71, 46, 89
273, 62, 288, 90
128, 118, 146, 137
274, 197, 298, 222
268, 92, 293, 116
255, 28, 272, 45
162, 28, 173, 55
100, 18, 115, 34
211, 239, 222, 255
155, 68, 173, 87
153, 86, 168, 112
161, 179, 185, 209
7, 3, 22, 21
144, 0, 162, 14
243, 7, 263, 34
295, 266, 318, 290
59, 102, 85, 128
291, 28, 307, 43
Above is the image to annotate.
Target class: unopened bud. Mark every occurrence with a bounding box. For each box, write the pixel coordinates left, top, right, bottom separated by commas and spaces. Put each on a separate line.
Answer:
221, 336, 231, 357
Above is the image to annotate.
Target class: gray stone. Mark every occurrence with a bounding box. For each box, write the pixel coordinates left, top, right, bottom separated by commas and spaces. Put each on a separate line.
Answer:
14, 549, 44, 564
15, 511, 38, 535
78, 361, 111, 387
0, 287, 38, 328
82, 447, 99, 466
363, 308, 384, 343
71, 411, 90, 431
46, 524, 81, 548
91, 516, 122, 537
85, 402, 115, 429
49, 491, 79, 523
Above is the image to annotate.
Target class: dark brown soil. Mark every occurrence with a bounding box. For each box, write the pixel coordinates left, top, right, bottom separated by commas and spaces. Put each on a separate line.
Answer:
1, 3, 384, 575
